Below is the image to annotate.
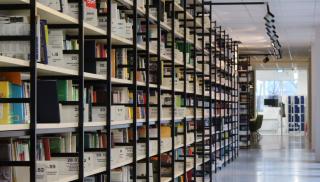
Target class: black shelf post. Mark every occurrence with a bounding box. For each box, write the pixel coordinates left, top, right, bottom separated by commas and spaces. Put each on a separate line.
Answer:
29, 0, 37, 181
132, 0, 138, 181
183, 0, 188, 181
192, 1, 197, 180
105, 0, 112, 181
208, 5, 213, 181
156, 1, 162, 181
170, 1, 176, 181
145, 0, 151, 181
201, 0, 205, 181
78, 0, 85, 181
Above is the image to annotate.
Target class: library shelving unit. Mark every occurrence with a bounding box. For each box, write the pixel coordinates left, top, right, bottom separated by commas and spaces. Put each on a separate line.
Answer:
0, 0, 239, 181
212, 28, 239, 169
238, 56, 251, 148
288, 96, 305, 133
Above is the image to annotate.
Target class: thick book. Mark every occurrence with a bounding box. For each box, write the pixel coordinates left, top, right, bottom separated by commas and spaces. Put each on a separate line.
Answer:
0, 82, 11, 124
84, 40, 97, 73
40, 19, 49, 64
37, 80, 60, 123
42, 138, 51, 161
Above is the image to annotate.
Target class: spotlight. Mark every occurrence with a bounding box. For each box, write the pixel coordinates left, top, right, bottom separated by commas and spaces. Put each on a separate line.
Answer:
267, 31, 279, 39
263, 56, 270, 63
272, 40, 281, 49
266, 27, 276, 34
264, 12, 275, 23
264, 16, 275, 23
264, 4, 275, 22
265, 23, 276, 29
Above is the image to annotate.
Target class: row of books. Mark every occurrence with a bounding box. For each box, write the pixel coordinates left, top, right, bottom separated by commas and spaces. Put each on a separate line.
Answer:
0, 21, 215, 90
0, 72, 30, 124
37, 133, 77, 161
0, 78, 218, 125
0, 139, 30, 182
39, 0, 98, 26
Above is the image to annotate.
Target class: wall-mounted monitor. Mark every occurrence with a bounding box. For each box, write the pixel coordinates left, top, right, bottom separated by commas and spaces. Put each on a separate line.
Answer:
264, 98, 279, 107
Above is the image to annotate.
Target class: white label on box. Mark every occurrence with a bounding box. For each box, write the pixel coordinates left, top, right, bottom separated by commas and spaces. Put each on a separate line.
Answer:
84, 153, 94, 170
92, 152, 106, 167
36, 162, 47, 182
111, 106, 126, 121
37, 161, 59, 182
85, 7, 98, 26
63, 54, 79, 71
96, 62, 107, 75
51, 157, 78, 176
92, 106, 106, 122
60, 104, 89, 123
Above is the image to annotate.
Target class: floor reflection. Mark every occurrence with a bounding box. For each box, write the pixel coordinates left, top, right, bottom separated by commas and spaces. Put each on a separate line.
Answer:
213, 135, 320, 182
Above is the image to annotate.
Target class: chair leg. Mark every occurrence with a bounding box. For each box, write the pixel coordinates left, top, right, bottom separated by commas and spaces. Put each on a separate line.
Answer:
257, 131, 261, 141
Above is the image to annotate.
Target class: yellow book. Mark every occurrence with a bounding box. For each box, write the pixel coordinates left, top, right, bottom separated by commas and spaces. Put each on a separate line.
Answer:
128, 107, 133, 120
160, 125, 171, 138
0, 81, 11, 124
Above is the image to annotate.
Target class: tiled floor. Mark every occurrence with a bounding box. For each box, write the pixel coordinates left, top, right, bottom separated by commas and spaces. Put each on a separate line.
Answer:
213, 135, 320, 182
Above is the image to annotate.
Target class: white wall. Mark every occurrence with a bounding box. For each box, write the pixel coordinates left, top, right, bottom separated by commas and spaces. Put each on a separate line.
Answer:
311, 27, 320, 160
256, 70, 308, 96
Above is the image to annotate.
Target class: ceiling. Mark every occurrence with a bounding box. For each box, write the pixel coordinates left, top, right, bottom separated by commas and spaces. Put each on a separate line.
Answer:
211, 0, 320, 69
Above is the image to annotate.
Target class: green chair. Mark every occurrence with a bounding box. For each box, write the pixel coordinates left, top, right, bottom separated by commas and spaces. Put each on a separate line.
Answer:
249, 115, 263, 142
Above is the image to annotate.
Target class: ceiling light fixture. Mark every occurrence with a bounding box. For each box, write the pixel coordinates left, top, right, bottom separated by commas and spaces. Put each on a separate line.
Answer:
264, 3, 281, 59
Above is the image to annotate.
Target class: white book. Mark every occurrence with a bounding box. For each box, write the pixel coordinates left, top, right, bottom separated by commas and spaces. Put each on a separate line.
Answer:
64, 133, 72, 153
71, 135, 77, 152
48, 30, 64, 65
13, 167, 30, 182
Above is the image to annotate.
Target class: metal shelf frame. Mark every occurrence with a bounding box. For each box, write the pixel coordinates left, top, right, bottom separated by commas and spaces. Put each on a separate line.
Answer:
0, 1, 241, 181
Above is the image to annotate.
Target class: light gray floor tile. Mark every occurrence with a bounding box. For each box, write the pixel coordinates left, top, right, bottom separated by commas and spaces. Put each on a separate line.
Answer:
213, 135, 320, 182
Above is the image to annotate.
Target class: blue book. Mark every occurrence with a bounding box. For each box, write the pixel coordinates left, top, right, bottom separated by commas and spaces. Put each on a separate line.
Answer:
301, 96, 305, 104
10, 83, 24, 124
288, 96, 291, 104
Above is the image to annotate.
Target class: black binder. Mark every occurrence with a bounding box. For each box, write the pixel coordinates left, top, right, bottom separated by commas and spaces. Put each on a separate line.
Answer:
37, 80, 60, 123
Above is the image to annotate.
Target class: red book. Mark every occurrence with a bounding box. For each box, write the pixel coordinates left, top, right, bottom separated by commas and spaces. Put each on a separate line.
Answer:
93, 91, 97, 103
85, 0, 96, 9
100, 44, 105, 58
42, 138, 51, 160
101, 134, 107, 148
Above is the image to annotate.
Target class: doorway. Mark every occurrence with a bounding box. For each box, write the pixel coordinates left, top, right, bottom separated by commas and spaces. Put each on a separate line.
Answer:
255, 69, 308, 136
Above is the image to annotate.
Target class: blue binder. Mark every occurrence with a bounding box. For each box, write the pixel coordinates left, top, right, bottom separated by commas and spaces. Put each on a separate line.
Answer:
295, 114, 300, 123
294, 105, 300, 113
301, 105, 305, 114
301, 96, 305, 104
294, 96, 299, 104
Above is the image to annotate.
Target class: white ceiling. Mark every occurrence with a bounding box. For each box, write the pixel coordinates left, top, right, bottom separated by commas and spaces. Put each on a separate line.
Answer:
211, 0, 320, 68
